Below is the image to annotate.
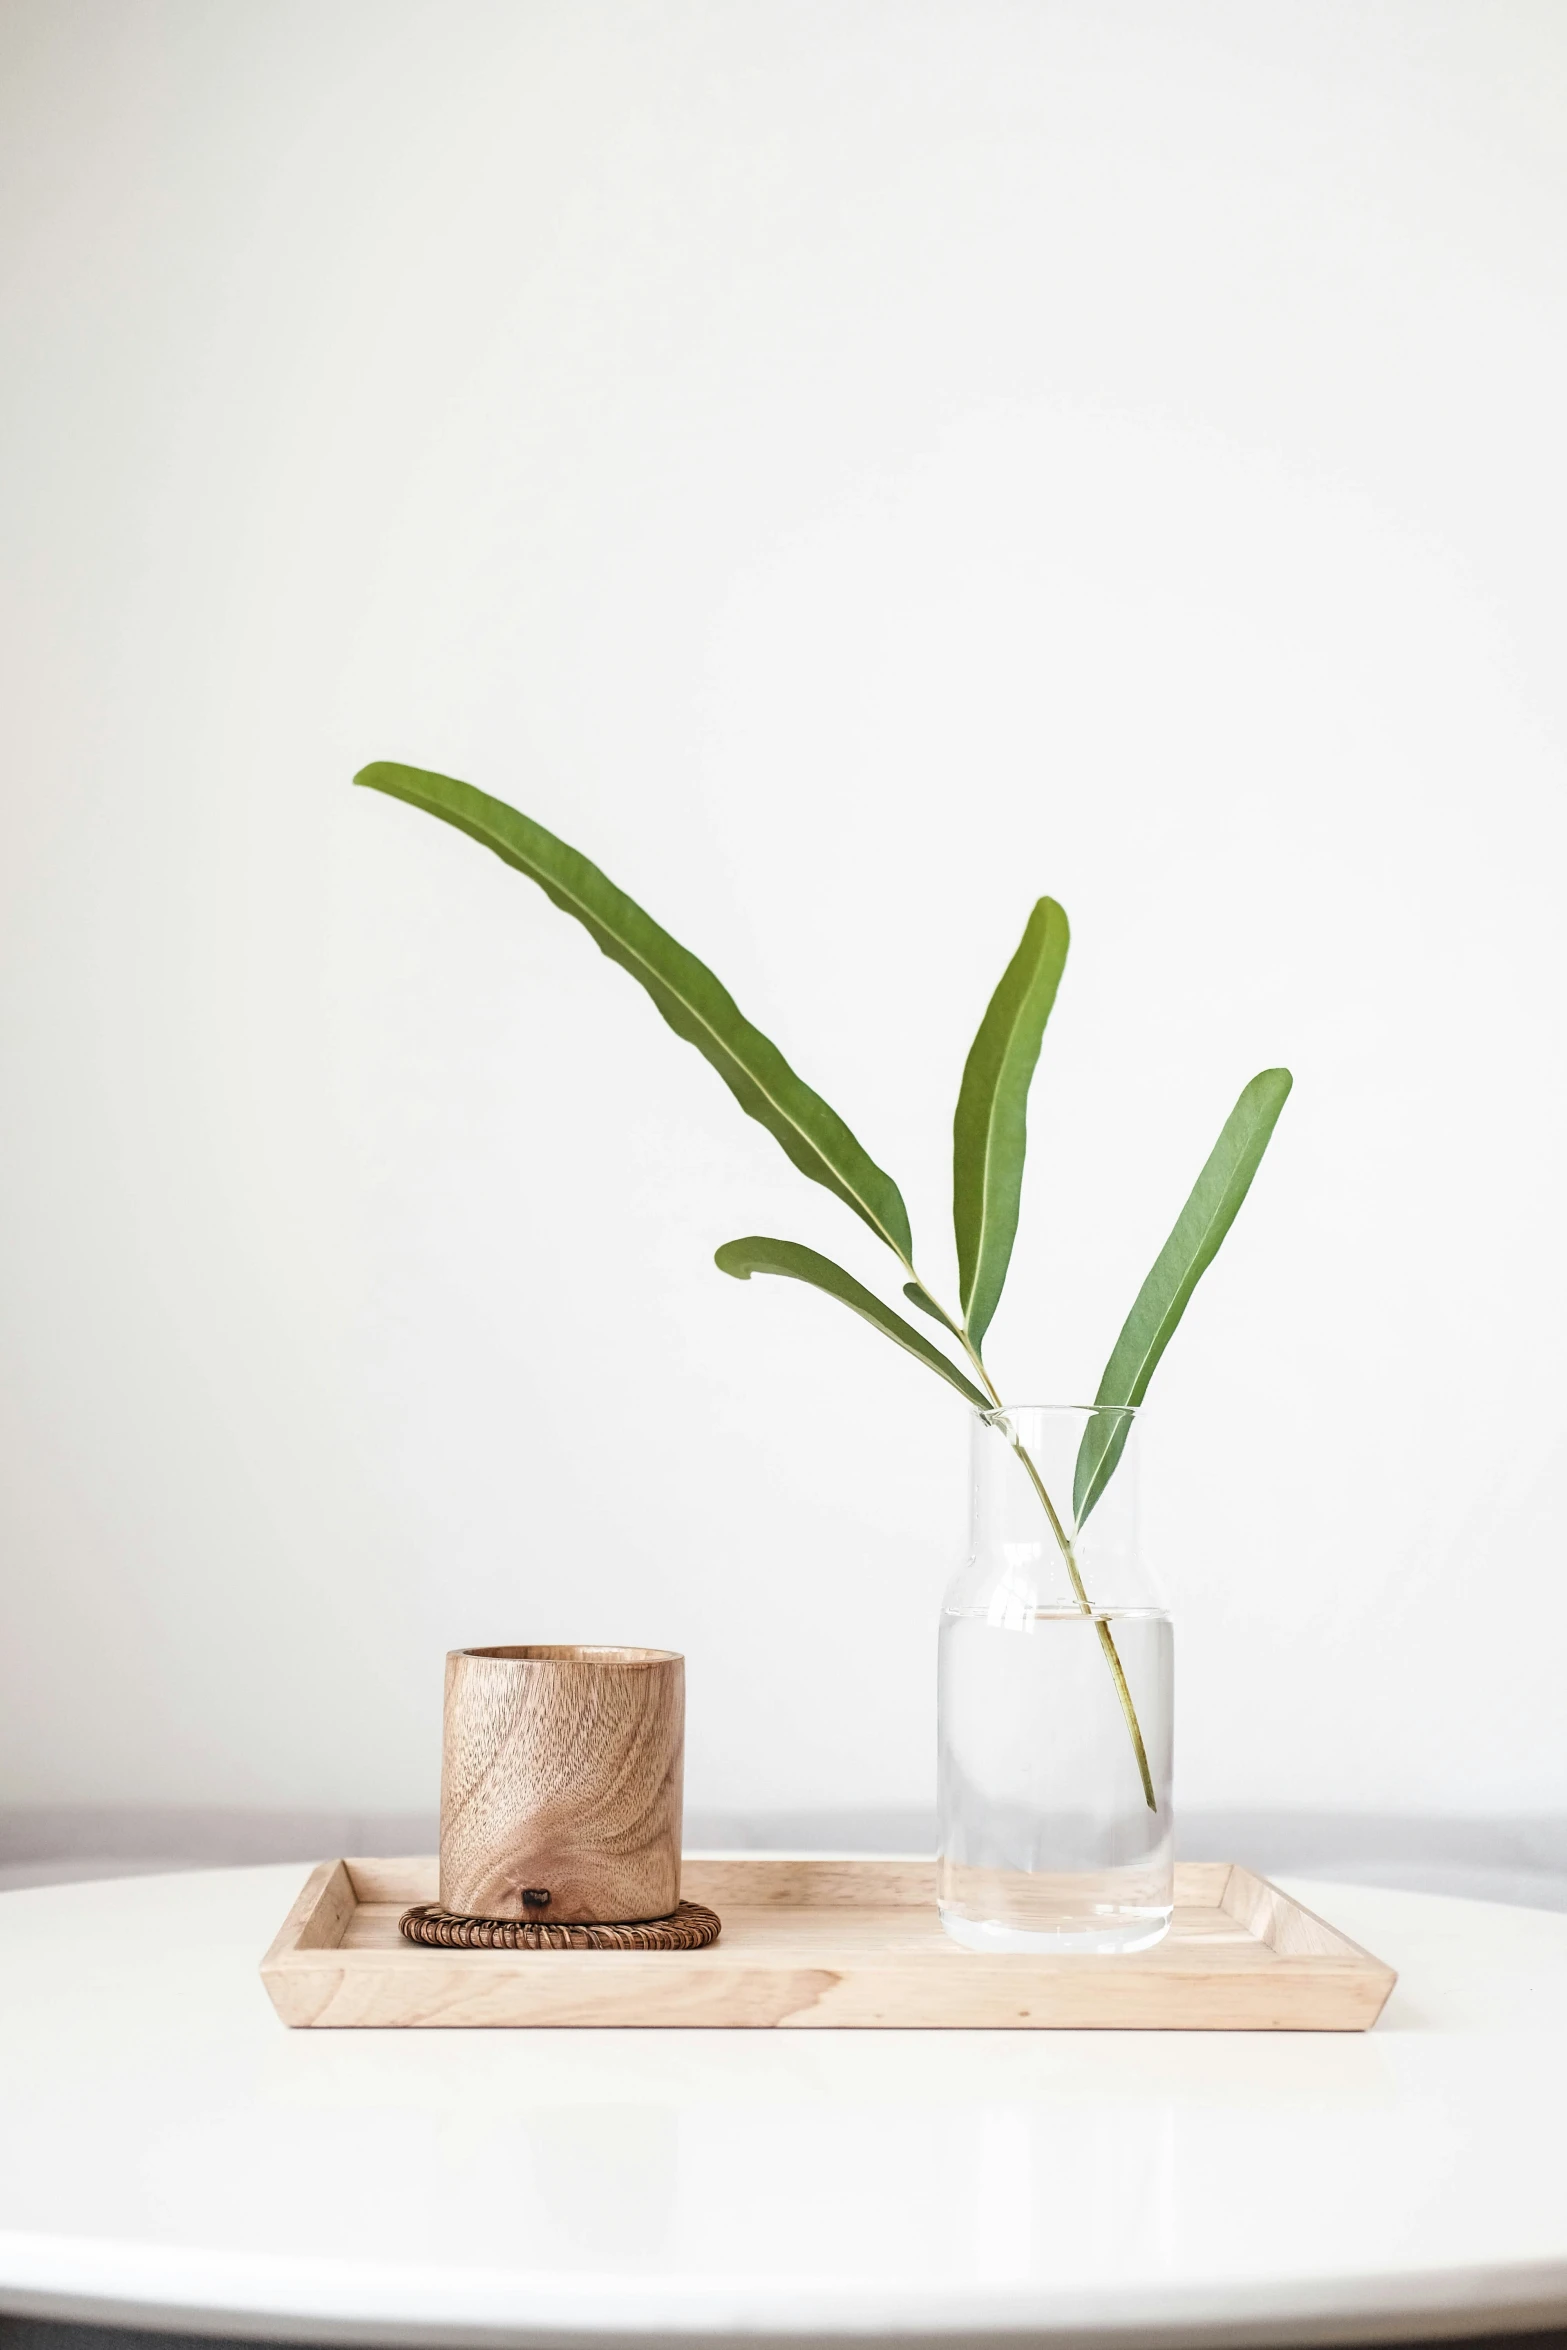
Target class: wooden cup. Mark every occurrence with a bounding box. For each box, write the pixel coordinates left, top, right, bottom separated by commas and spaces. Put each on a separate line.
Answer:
439, 1644, 684, 1924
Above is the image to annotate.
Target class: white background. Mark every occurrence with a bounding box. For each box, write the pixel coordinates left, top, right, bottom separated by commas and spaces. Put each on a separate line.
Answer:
2, 0, 1564, 1827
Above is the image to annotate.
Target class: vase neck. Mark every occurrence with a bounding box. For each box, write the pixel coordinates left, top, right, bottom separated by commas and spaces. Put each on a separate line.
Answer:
955, 1404, 1161, 1616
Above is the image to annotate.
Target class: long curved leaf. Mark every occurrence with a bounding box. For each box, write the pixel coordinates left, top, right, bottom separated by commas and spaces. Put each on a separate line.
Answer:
902, 1280, 967, 1341
356, 762, 913, 1259
1072, 1067, 1294, 1528
953, 898, 1070, 1348
716, 1237, 990, 1409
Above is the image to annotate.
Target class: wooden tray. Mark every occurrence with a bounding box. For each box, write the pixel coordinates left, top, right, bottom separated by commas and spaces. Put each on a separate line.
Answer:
261, 1857, 1395, 2030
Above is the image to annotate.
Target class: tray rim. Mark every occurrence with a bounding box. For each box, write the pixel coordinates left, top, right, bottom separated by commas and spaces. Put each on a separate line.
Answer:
261, 1853, 1397, 2032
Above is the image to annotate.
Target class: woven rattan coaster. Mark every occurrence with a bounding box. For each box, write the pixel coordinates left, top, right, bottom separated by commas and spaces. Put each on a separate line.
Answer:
399, 1900, 722, 1952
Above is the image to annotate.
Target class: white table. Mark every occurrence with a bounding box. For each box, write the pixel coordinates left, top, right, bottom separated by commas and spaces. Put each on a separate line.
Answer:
0, 1865, 1564, 2348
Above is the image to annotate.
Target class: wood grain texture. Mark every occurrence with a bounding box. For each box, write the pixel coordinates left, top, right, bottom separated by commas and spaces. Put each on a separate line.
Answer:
439, 1645, 683, 1923
261, 1856, 1398, 2031
260, 1859, 354, 1965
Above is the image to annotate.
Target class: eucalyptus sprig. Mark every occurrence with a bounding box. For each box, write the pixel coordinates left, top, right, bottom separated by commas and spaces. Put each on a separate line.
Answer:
358, 760, 1292, 1810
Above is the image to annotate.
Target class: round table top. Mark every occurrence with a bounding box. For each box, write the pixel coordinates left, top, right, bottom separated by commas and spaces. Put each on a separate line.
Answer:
0, 1864, 1564, 2348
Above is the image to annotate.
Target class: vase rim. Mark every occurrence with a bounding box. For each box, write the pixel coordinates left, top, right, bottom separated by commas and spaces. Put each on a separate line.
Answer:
980, 1402, 1139, 1421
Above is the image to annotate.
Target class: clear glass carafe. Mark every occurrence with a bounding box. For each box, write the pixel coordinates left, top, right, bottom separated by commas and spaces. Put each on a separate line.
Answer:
937, 1405, 1173, 1953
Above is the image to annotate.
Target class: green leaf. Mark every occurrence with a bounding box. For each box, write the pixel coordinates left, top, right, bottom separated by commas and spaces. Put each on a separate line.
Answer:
953, 898, 1070, 1349
356, 763, 913, 1260
1072, 1067, 1294, 1528
716, 1237, 990, 1410
902, 1280, 966, 1340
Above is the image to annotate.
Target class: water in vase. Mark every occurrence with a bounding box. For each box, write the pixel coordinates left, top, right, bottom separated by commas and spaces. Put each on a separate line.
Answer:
937, 1604, 1174, 1953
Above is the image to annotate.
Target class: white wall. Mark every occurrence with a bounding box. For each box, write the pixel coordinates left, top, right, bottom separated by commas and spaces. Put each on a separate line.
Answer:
2, 0, 1565, 1826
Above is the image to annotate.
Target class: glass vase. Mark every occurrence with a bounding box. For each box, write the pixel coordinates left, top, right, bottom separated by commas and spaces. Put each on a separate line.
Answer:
937, 1404, 1173, 1953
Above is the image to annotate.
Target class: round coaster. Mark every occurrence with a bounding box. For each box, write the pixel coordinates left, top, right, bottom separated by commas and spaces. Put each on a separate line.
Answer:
399, 1900, 722, 1952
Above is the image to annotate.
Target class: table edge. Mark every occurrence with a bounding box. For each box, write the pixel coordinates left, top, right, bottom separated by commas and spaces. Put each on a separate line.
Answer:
3, 2241, 1565, 2349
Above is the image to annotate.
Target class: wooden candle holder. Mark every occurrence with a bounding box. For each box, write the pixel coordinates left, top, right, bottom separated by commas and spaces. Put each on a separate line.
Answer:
439, 1644, 684, 1924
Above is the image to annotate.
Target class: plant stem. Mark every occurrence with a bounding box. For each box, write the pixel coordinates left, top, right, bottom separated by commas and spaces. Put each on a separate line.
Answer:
1005, 1436, 1158, 1814
904, 1257, 1158, 1814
